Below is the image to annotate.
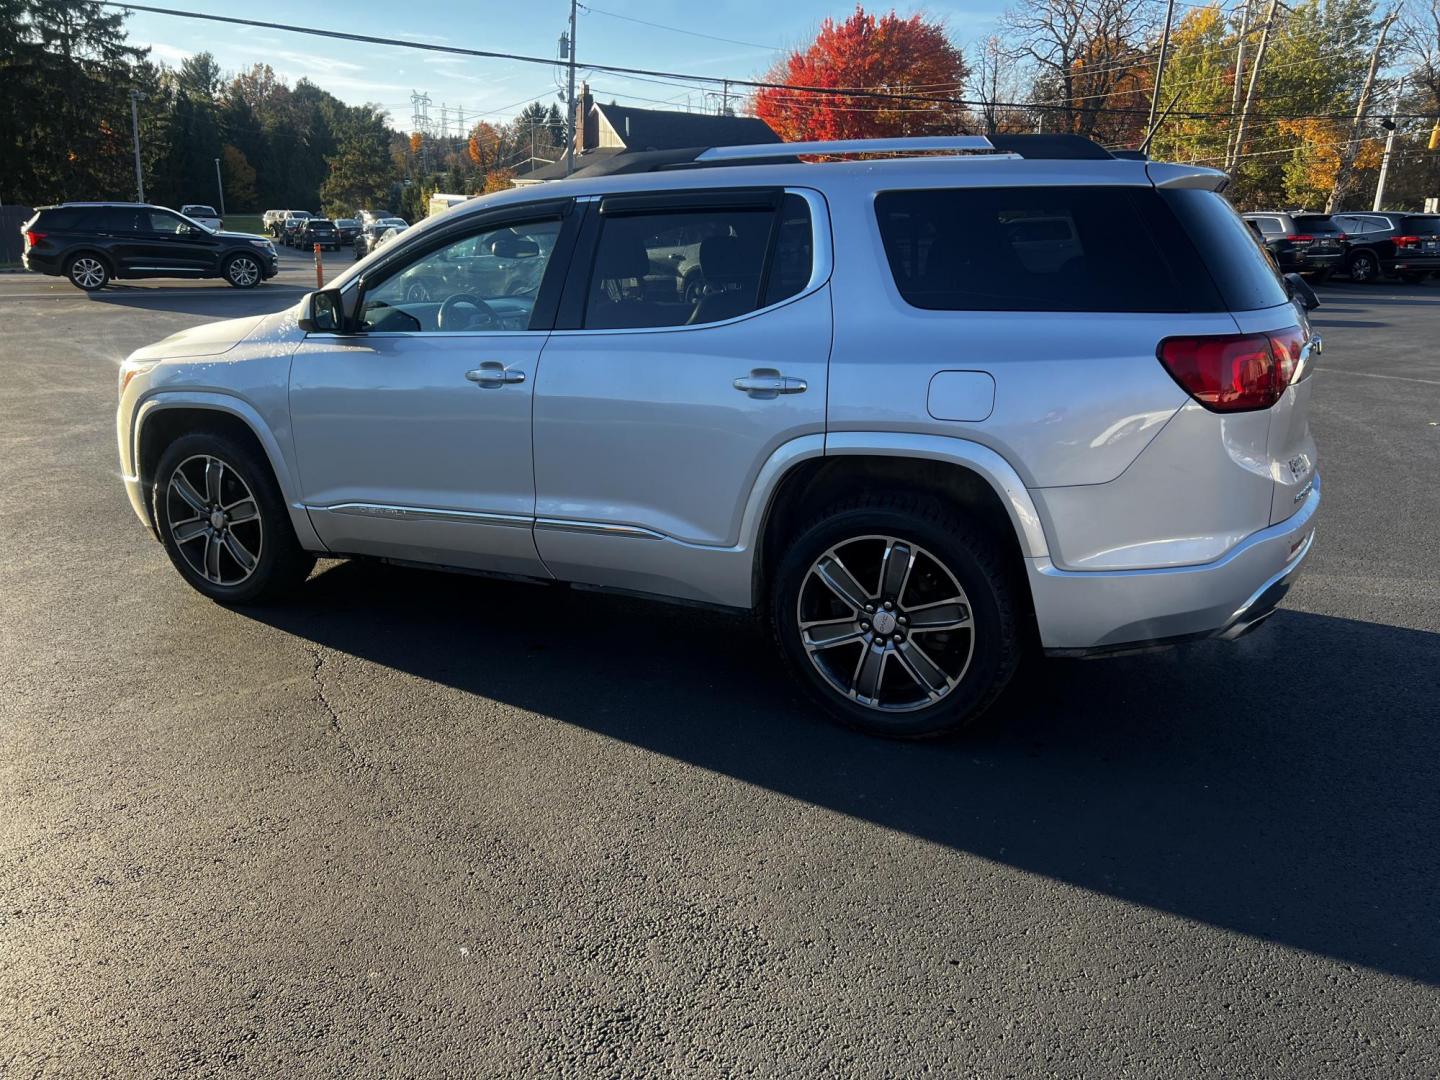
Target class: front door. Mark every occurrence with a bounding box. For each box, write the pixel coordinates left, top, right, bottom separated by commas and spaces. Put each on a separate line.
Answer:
532, 190, 830, 604
290, 212, 570, 577
134, 208, 218, 274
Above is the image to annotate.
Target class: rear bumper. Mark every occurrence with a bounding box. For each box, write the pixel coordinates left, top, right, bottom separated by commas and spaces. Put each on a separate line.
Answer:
22, 251, 60, 275
1031, 473, 1320, 655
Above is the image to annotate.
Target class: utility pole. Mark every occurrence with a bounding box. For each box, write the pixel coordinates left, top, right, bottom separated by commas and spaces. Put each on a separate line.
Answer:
720, 79, 731, 116
1228, 0, 1280, 177
564, 0, 577, 176
213, 157, 225, 217
1147, 0, 1177, 137
129, 89, 146, 202
1328, 9, 1395, 213
1373, 76, 1404, 211
1224, 0, 1252, 167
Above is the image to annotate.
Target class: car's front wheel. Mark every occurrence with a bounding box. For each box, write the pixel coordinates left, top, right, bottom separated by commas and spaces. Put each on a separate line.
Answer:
1348, 250, 1380, 283
224, 253, 262, 288
152, 432, 314, 605
770, 497, 1021, 738
66, 254, 110, 291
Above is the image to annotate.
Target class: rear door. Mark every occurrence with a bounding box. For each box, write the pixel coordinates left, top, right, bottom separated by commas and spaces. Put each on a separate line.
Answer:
530, 189, 830, 604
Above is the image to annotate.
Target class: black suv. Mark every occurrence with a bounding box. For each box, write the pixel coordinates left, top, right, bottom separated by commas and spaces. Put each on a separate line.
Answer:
21, 202, 279, 290
294, 217, 341, 251
1331, 211, 1440, 283
1241, 211, 1348, 280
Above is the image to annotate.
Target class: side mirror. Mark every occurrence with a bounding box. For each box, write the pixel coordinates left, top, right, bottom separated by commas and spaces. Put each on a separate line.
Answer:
299, 287, 347, 333
1283, 271, 1320, 312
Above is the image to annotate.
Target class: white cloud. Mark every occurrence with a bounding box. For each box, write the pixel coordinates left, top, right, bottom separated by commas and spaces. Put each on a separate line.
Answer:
143, 41, 192, 65
275, 51, 365, 74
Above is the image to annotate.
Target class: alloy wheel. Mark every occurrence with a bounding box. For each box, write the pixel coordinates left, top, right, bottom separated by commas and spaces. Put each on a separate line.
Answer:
165, 455, 263, 586
796, 535, 975, 712
228, 256, 260, 287
70, 258, 105, 288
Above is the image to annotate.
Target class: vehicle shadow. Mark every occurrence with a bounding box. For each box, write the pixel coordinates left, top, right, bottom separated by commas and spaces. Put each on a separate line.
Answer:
246, 559, 1440, 985
89, 285, 304, 319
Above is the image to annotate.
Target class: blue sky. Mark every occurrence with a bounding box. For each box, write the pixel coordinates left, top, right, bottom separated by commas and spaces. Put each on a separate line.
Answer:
124, 1, 1010, 129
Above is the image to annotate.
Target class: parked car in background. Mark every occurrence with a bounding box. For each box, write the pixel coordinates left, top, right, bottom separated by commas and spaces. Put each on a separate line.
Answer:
21, 201, 277, 290
262, 210, 285, 236
357, 209, 403, 228
180, 204, 222, 232
295, 217, 341, 251
353, 217, 409, 260
114, 134, 1320, 738
1241, 211, 1347, 281
1331, 211, 1440, 283
280, 210, 314, 247
334, 217, 361, 245
375, 224, 407, 251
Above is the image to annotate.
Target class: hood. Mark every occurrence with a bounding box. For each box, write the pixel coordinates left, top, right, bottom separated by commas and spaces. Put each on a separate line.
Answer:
127, 313, 269, 362
211, 229, 273, 243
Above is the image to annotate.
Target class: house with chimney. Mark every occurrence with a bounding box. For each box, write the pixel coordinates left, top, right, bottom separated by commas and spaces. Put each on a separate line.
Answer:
512, 82, 780, 185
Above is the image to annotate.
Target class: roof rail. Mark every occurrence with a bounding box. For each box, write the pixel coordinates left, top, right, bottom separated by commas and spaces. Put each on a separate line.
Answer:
695, 136, 1005, 162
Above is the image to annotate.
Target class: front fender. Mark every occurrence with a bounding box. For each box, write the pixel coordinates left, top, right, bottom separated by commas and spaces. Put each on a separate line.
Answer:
129, 392, 324, 552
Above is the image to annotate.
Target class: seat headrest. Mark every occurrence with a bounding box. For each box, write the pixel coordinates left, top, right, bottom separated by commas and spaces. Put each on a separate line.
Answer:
594, 233, 650, 280
698, 235, 752, 282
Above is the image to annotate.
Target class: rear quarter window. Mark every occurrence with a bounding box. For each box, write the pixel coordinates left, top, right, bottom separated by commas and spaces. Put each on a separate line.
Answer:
874, 186, 1226, 313
1401, 216, 1440, 235
1157, 189, 1289, 311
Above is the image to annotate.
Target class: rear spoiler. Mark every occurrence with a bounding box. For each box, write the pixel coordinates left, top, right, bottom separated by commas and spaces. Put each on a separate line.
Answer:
1146, 162, 1229, 193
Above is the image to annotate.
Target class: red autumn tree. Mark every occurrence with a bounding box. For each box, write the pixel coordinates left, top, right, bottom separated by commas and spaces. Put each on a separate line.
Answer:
752, 6, 968, 141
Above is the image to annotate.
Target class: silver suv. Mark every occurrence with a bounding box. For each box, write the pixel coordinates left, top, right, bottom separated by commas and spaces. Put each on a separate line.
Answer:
116, 135, 1320, 738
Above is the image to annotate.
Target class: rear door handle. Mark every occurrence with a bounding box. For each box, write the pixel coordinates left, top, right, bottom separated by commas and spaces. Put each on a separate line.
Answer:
465, 362, 526, 387
733, 368, 807, 399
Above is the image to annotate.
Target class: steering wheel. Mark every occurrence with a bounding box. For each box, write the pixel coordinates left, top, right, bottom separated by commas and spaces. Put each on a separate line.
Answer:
437, 293, 499, 331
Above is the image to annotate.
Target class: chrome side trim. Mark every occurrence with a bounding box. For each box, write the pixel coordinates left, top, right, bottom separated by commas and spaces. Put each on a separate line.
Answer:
318, 503, 532, 528
129, 266, 207, 272
534, 518, 665, 540
314, 503, 666, 540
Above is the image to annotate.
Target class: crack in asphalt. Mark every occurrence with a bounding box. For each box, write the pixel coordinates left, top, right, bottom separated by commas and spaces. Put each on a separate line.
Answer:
306, 645, 368, 769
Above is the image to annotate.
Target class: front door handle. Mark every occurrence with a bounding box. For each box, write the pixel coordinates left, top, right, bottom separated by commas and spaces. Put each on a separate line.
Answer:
733, 368, 807, 399
465, 362, 526, 388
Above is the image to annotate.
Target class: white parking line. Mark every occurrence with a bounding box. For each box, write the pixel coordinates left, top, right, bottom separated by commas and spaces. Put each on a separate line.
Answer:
1314, 367, 1440, 386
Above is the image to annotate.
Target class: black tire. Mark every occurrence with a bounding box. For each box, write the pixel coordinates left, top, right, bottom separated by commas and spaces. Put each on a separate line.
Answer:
1347, 250, 1380, 283
152, 431, 315, 606
770, 495, 1022, 739
65, 253, 110, 291
223, 252, 263, 289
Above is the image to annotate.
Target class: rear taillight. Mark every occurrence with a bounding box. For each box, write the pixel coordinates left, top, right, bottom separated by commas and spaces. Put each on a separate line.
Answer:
23, 229, 45, 249
1158, 327, 1306, 412
1393, 235, 1420, 248
1285, 234, 1314, 245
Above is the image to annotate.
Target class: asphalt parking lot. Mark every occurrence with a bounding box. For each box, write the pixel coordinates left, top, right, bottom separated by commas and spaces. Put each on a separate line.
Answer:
2, 253, 1437, 1077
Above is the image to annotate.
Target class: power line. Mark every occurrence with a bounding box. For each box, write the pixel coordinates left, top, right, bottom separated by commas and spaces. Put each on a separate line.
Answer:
577, 3, 780, 53
103, 3, 1439, 124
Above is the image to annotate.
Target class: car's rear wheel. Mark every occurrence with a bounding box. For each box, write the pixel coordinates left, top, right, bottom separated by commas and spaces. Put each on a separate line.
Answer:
1348, 250, 1380, 283
770, 497, 1021, 738
152, 432, 314, 605
66, 254, 109, 291
224, 253, 262, 288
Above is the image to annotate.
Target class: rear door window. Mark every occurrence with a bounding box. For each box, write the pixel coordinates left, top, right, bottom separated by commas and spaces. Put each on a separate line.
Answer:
1251, 216, 1285, 235
875, 186, 1214, 313
582, 192, 812, 329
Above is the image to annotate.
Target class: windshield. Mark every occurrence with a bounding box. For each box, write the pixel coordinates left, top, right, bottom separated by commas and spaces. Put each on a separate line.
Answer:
1293, 215, 1344, 234
1401, 216, 1440, 235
